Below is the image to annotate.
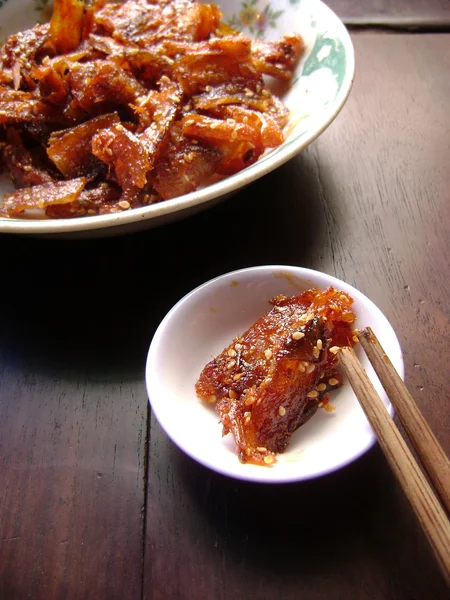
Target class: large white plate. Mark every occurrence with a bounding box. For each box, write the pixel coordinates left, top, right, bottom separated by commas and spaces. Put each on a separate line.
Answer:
0, 0, 354, 237
146, 266, 404, 483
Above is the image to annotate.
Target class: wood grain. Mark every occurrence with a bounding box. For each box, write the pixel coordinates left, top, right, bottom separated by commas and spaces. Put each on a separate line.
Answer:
144, 32, 450, 600
0, 289, 149, 600
327, 0, 450, 26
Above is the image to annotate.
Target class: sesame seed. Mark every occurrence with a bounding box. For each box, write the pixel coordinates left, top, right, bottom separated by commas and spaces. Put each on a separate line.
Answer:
227, 360, 236, 370
316, 339, 323, 350
116, 124, 124, 131
313, 347, 320, 359
233, 373, 242, 381
316, 383, 326, 392
264, 348, 273, 360
305, 363, 315, 374
264, 455, 274, 464
207, 394, 216, 403
205, 85, 211, 92
105, 148, 113, 156
256, 447, 267, 453
329, 346, 341, 354
278, 406, 286, 416
352, 336, 359, 343
87, 209, 96, 215
227, 348, 236, 357
210, 121, 220, 129
245, 416, 251, 423
292, 331, 305, 340
299, 311, 314, 323
262, 89, 270, 97
245, 90, 254, 97
298, 363, 305, 373
234, 343, 242, 351
118, 200, 130, 209
318, 402, 323, 408
275, 306, 287, 312
328, 378, 339, 386
339, 294, 348, 302
307, 390, 319, 398
229, 389, 238, 399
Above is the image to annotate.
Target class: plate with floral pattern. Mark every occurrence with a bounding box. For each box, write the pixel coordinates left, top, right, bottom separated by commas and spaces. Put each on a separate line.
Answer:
0, 0, 354, 237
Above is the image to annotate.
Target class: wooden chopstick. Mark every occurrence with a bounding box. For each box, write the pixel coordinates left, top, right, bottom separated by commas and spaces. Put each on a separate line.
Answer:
338, 346, 450, 585
357, 327, 450, 516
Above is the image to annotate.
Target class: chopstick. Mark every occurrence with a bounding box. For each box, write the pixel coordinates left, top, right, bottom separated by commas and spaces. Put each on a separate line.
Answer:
338, 339, 450, 585
357, 327, 450, 515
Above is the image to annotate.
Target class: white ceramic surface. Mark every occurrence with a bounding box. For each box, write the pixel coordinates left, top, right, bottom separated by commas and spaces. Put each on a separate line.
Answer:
0, 0, 354, 237
146, 265, 404, 483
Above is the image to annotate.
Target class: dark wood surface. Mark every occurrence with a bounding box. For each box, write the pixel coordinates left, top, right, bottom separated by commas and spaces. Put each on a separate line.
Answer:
1, 26, 449, 600
328, 0, 450, 26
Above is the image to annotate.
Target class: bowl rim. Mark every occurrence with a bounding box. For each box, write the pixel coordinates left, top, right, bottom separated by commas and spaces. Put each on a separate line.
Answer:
146, 265, 404, 483
0, 0, 355, 235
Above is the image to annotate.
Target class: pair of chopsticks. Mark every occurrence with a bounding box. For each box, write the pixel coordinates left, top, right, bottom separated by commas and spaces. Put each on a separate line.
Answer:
338, 328, 450, 585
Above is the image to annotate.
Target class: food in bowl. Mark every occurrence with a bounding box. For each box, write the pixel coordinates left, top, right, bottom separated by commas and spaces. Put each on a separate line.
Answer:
196, 287, 357, 465
0, 0, 305, 219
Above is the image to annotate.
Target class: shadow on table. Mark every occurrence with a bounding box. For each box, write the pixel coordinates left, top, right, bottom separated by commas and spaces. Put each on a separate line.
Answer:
0, 151, 333, 382
169, 441, 448, 598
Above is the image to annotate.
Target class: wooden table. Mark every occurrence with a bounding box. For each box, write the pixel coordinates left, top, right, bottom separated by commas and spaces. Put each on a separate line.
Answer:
1, 2, 449, 599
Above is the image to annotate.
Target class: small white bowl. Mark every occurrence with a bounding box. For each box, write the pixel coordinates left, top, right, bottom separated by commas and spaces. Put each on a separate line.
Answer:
146, 266, 404, 483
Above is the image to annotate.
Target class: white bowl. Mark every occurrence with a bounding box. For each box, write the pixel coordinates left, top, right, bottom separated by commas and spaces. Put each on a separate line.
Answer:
0, 0, 354, 237
146, 266, 404, 483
